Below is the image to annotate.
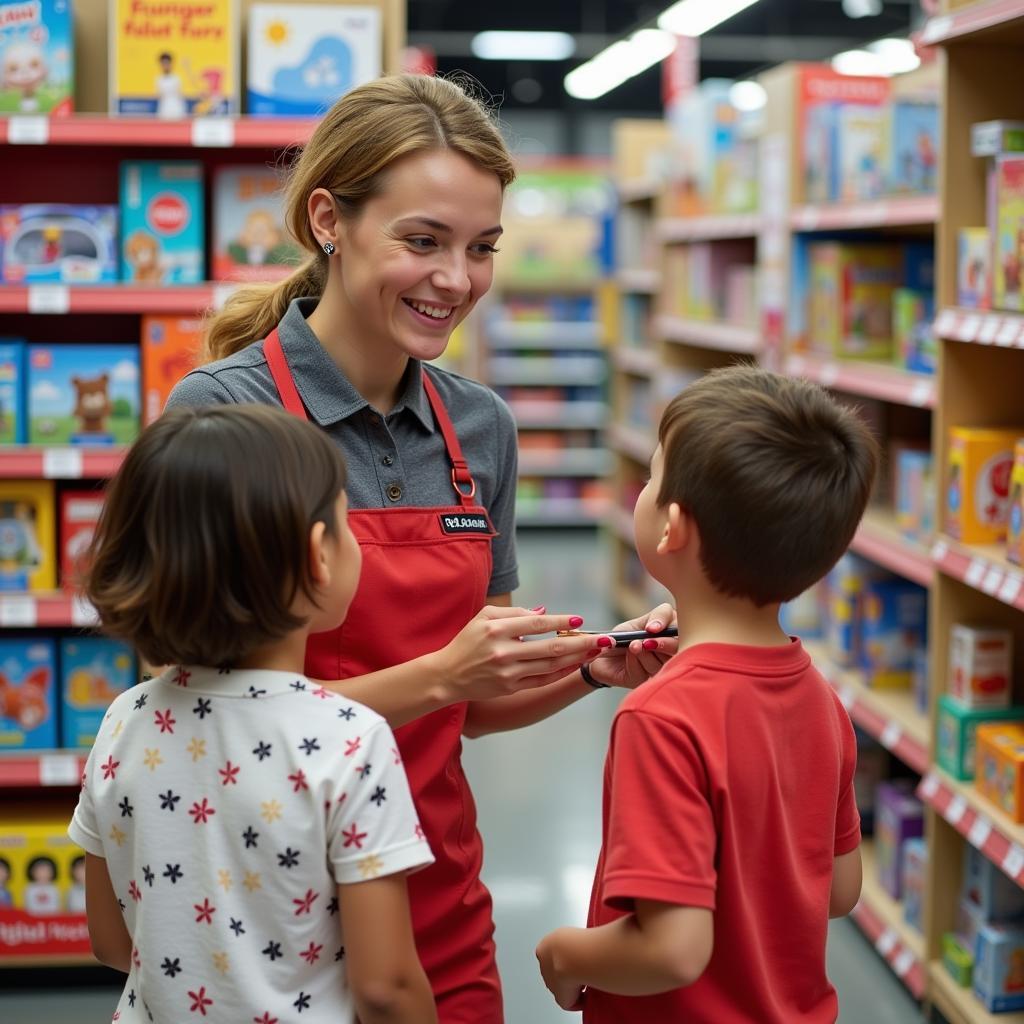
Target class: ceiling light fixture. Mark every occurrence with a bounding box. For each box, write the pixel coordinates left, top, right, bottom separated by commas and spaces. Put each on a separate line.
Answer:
729, 80, 767, 112
565, 29, 676, 100
471, 31, 576, 62
832, 37, 920, 76
657, 0, 762, 38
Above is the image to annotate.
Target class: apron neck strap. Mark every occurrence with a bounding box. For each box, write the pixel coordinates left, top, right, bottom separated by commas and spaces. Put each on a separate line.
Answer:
421, 370, 477, 508
264, 328, 309, 421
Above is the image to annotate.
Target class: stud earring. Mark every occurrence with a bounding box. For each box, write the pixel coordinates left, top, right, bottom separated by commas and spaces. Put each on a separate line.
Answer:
322, 241, 336, 256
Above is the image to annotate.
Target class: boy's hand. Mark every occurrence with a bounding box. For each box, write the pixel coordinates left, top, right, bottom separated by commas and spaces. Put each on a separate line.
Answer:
536, 929, 585, 1011
587, 603, 677, 689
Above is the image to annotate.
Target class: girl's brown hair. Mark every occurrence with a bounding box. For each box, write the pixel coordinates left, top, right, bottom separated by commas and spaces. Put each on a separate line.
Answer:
204, 74, 516, 362
86, 405, 348, 668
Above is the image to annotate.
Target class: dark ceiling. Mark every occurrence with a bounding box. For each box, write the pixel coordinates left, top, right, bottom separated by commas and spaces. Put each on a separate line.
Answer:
407, 0, 919, 114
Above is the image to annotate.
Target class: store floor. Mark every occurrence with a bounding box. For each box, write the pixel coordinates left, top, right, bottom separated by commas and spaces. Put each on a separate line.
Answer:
0, 530, 925, 1024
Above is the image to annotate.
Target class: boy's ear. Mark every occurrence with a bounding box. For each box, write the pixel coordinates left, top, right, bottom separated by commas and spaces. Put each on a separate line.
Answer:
657, 502, 689, 555
308, 520, 330, 587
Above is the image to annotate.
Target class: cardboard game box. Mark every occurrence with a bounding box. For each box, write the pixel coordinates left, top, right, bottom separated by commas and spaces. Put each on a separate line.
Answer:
141, 315, 202, 423
0, 205, 118, 285
0, 341, 25, 444
0, 479, 55, 592
0, 638, 57, 748
60, 637, 136, 749
0, 0, 73, 115
994, 155, 1024, 312
59, 488, 102, 590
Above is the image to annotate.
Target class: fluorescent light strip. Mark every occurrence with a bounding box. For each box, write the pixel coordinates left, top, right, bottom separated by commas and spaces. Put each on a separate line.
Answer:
831, 38, 920, 76
471, 31, 576, 61
565, 29, 676, 100
657, 0, 761, 38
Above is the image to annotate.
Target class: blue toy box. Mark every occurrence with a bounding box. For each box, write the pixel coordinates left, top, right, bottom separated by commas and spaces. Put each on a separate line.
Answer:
962, 845, 1024, 922
59, 638, 136, 749
119, 161, 205, 285
859, 578, 928, 689
0, 341, 25, 444
0, 0, 73, 116
0, 639, 57, 750
27, 344, 140, 446
975, 922, 1024, 1012
0, 205, 118, 284
889, 102, 939, 195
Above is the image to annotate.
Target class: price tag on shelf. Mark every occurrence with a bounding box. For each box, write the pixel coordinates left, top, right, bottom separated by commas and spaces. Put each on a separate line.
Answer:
190, 117, 235, 147
893, 949, 915, 977
8, 116, 49, 144
969, 816, 993, 849
947, 794, 968, 825
39, 753, 80, 787
908, 380, 933, 407
979, 317, 1001, 344
1004, 844, 1024, 880
0, 596, 36, 627
921, 15, 952, 43
27, 285, 70, 314
71, 595, 99, 627
999, 574, 1024, 606
962, 316, 982, 340
920, 774, 940, 801
931, 539, 949, 563
212, 283, 237, 311
819, 363, 839, 387
876, 929, 898, 956
965, 558, 988, 588
997, 320, 1020, 347
934, 310, 958, 337
42, 448, 83, 479
983, 568, 1004, 595
880, 722, 902, 750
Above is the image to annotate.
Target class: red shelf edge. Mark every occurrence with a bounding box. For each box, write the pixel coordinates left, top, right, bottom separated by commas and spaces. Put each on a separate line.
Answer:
791, 195, 938, 231
931, 538, 1024, 612
783, 354, 936, 408
849, 898, 927, 999
850, 522, 934, 588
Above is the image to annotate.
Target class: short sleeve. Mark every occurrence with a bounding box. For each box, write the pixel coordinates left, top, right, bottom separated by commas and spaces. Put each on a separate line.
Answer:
67, 743, 104, 857
486, 391, 519, 595
834, 699, 861, 855
327, 720, 433, 884
164, 369, 237, 411
601, 710, 718, 913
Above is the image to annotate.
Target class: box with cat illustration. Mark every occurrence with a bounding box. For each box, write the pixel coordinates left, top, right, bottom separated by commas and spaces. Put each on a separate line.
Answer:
0, 480, 55, 592
27, 344, 139, 446
0, 639, 57, 749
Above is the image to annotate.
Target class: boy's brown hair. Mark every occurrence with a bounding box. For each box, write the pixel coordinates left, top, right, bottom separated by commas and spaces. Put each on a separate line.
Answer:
657, 365, 878, 606
86, 404, 348, 668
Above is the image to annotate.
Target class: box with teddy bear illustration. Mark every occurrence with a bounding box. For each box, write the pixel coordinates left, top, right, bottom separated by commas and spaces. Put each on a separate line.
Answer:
27, 345, 140, 446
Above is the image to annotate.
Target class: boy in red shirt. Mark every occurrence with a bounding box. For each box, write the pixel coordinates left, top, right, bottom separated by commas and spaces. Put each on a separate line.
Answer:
537, 366, 878, 1023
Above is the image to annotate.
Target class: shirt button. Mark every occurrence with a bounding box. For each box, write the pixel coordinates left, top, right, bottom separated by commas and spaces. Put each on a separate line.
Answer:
382, 454, 394, 466
386, 484, 402, 502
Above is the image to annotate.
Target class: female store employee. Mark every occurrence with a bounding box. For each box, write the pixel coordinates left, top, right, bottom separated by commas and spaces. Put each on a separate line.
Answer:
166, 74, 674, 1023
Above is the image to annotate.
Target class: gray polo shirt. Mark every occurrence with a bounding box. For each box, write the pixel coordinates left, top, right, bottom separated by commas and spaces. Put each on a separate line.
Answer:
165, 297, 520, 595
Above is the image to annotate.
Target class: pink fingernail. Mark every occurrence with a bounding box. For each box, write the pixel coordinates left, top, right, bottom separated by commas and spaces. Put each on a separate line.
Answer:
569, 615, 584, 628
642, 639, 659, 651
596, 636, 614, 648
648, 621, 664, 632
531, 605, 546, 613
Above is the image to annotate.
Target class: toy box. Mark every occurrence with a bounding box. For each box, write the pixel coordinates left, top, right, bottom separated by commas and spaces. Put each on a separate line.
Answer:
959, 228, 992, 310
978, 723, 1024, 823
975, 922, 1024, 1012
110, 0, 237, 116
888, 102, 939, 195
902, 837, 927, 933
0, 0, 73, 115
994, 155, 1024, 312
0, 340, 25, 444
0, 480, 55, 591
141, 315, 201, 424
247, 2, 380, 116
837, 104, 886, 203
893, 288, 936, 374
944, 932, 974, 987
1009, 439, 1024, 566
963, 844, 1024, 922
913, 648, 929, 715
0, 639, 57, 749
120, 161, 204, 284
947, 427, 1023, 544
59, 637, 135, 749
59, 488, 102, 590
938, 695, 1024, 781
27, 344, 140, 446
0, 808, 90, 957
779, 582, 826, 639
950, 624, 1013, 709
0, 205, 118, 285
212, 165, 300, 282
959, 894, 989, 956
859, 579, 928, 689
826, 554, 886, 667
875, 779, 924, 900
808, 243, 903, 360
973, 121, 1024, 158
896, 449, 934, 543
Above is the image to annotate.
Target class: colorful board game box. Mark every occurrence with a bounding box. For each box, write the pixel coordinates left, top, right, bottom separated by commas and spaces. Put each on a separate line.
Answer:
59, 637, 136, 749
975, 923, 1024, 1012
0, 341, 25, 445
972, 121, 1024, 158
0, 0, 73, 115
947, 427, 1023, 544
27, 344, 140, 446
0, 479, 54, 591
875, 779, 924, 900
893, 288, 936, 374
888, 102, 939, 195
247, 2, 381, 116
120, 161, 205, 285
937, 695, 1024, 781
109, 0, 238, 116
978, 723, 1024, 823
140, 315, 201, 424
859, 579, 928, 689
949, 624, 1013, 709
959, 228, 992, 310
0, 205, 118, 284
963, 844, 1024, 921
59, 488, 102, 590
895, 448, 934, 543
902, 837, 927, 933
994, 155, 1024, 312
0, 638, 57, 748
212, 165, 300, 282
837, 104, 885, 202
1010, 439, 1024, 565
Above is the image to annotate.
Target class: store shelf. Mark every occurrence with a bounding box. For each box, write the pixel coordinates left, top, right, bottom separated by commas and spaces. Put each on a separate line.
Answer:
929, 959, 1024, 1024
496, 277, 598, 295
488, 321, 603, 349
608, 505, 636, 547
613, 581, 657, 622
0, 446, 126, 479
516, 499, 609, 527
488, 357, 606, 387
850, 841, 926, 999
805, 641, 929, 774
655, 213, 763, 243
0, 282, 238, 315
518, 449, 611, 477
0, 953, 97, 968
0, 750, 87, 788
607, 423, 655, 465
0, 114, 316, 148
932, 537, 1024, 612
655, 314, 760, 355
508, 401, 608, 430
0, 592, 98, 628
922, 0, 1024, 45
617, 267, 661, 294
783, 353, 936, 408
612, 347, 658, 377
790, 195, 938, 232
934, 307, 1024, 349
851, 508, 934, 587
617, 178, 662, 204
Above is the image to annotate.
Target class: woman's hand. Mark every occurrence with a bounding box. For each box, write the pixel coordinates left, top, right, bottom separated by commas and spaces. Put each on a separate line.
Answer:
586, 603, 677, 690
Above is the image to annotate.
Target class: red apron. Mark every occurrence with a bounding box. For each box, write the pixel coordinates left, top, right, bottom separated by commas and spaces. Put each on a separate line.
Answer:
264, 329, 503, 1023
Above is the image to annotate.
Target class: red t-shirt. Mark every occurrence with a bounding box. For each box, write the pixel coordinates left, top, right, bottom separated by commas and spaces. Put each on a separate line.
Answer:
584, 639, 860, 1024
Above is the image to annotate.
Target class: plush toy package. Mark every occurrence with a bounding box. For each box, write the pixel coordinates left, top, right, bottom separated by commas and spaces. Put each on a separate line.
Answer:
60, 637, 136, 749
140, 315, 202, 424
0, 340, 25, 445
0, 0, 73, 115
0, 479, 55, 591
0, 639, 57, 749
27, 344, 139, 446
0, 205, 118, 285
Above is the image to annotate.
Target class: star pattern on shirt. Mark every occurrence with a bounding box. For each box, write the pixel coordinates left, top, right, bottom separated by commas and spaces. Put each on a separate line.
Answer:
248, 685, 267, 699
189, 798, 215, 824
344, 737, 361, 757
370, 786, 386, 807
212, 950, 230, 974
101, 755, 120, 780
356, 763, 372, 780
243, 871, 262, 893
164, 864, 183, 884
154, 709, 176, 734
119, 796, 134, 817
219, 761, 240, 785
292, 889, 318, 915
229, 917, 245, 937
161, 957, 181, 977
109, 824, 126, 847
261, 940, 283, 961
288, 769, 309, 792
254, 1014, 278, 1024
299, 941, 323, 965
112, 719, 125, 738
293, 992, 311, 1013
142, 865, 155, 887
327, 896, 339, 916
193, 698, 212, 720
298, 737, 320, 757
252, 741, 272, 761
188, 986, 212, 1016
143, 748, 163, 771
290, 680, 306, 692
174, 667, 191, 688
128, 879, 142, 902
242, 826, 259, 849
342, 824, 366, 849
311, 686, 333, 700
187, 738, 207, 762
194, 897, 216, 924
277, 848, 300, 869
133, 693, 149, 711
160, 789, 180, 812
338, 706, 356, 721
217, 869, 233, 891
358, 855, 384, 879
260, 800, 282, 824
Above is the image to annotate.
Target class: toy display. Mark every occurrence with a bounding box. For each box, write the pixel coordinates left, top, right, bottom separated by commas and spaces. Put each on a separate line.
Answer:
141, 315, 201, 424
960, 894, 989, 958
913, 647, 928, 715
944, 932, 974, 988
60, 637, 136, 749
859, 579, 928, 689
963, 844, 1024, 922
825, 553, 886, 667
958, 228, 992, 310
110, 0, 237, 116
59, 488, 102, 590
0, 0, 73, 115
27, 344, 140, 446
901, 837, 927, 933
0, 479, 55, 591
875, 779, 924, 900
0, 340, 25, 445
893, 288, 936, 374
949, 624, 1013, 709
938, 696, 1024, 781
853, 734, 888, 833
947, 427, 1023, 544
120, 161, 205, 284
247, 2, 381, 116
212, 165, 300, 282
994, 155, 1024, 312
0, 205, 118, 285
0, 639, 57, 749
837, 104, 885, 202
972, 121, 1024, 158
1009, 439, 1024, 566
895, 448, 934, 543
977, 723, 1024, 823
888, 102, 939, 195
974, 922, 1024, 1012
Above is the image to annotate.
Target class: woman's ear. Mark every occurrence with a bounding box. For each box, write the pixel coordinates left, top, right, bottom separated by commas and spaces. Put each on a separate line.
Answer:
307, 188, 340, 252
308, 520, 330, 588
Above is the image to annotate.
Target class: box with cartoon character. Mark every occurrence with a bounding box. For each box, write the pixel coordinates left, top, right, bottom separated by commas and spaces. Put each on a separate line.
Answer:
947, 427, 1023, 544
0, 0, 73, 115
975, 923, 1024, 1012
0, 479, 54, 591
0, 341, 25, 445
27, 344, 140, 446
120, 161, 205, 285
59, 488, 102, 590
0, 639, 57, 749
60, 638, 136, 749
0, 205, 118, 285
995, 155, 1024, 312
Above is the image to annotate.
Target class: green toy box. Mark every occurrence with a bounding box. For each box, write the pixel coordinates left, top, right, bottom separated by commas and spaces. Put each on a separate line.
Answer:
938, 695, 1024, 781
944, 932, 974, 988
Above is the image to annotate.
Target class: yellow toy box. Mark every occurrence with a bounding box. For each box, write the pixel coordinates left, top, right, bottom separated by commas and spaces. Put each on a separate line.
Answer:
0, 806, 90, 958
977, 723, 1024, 823
947, 427, 1024, 544
0, 479, 55, 592
1009, 440, 1024, 565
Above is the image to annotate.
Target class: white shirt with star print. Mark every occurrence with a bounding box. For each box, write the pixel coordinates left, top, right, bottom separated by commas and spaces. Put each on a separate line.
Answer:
68, 665, 433, 1024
